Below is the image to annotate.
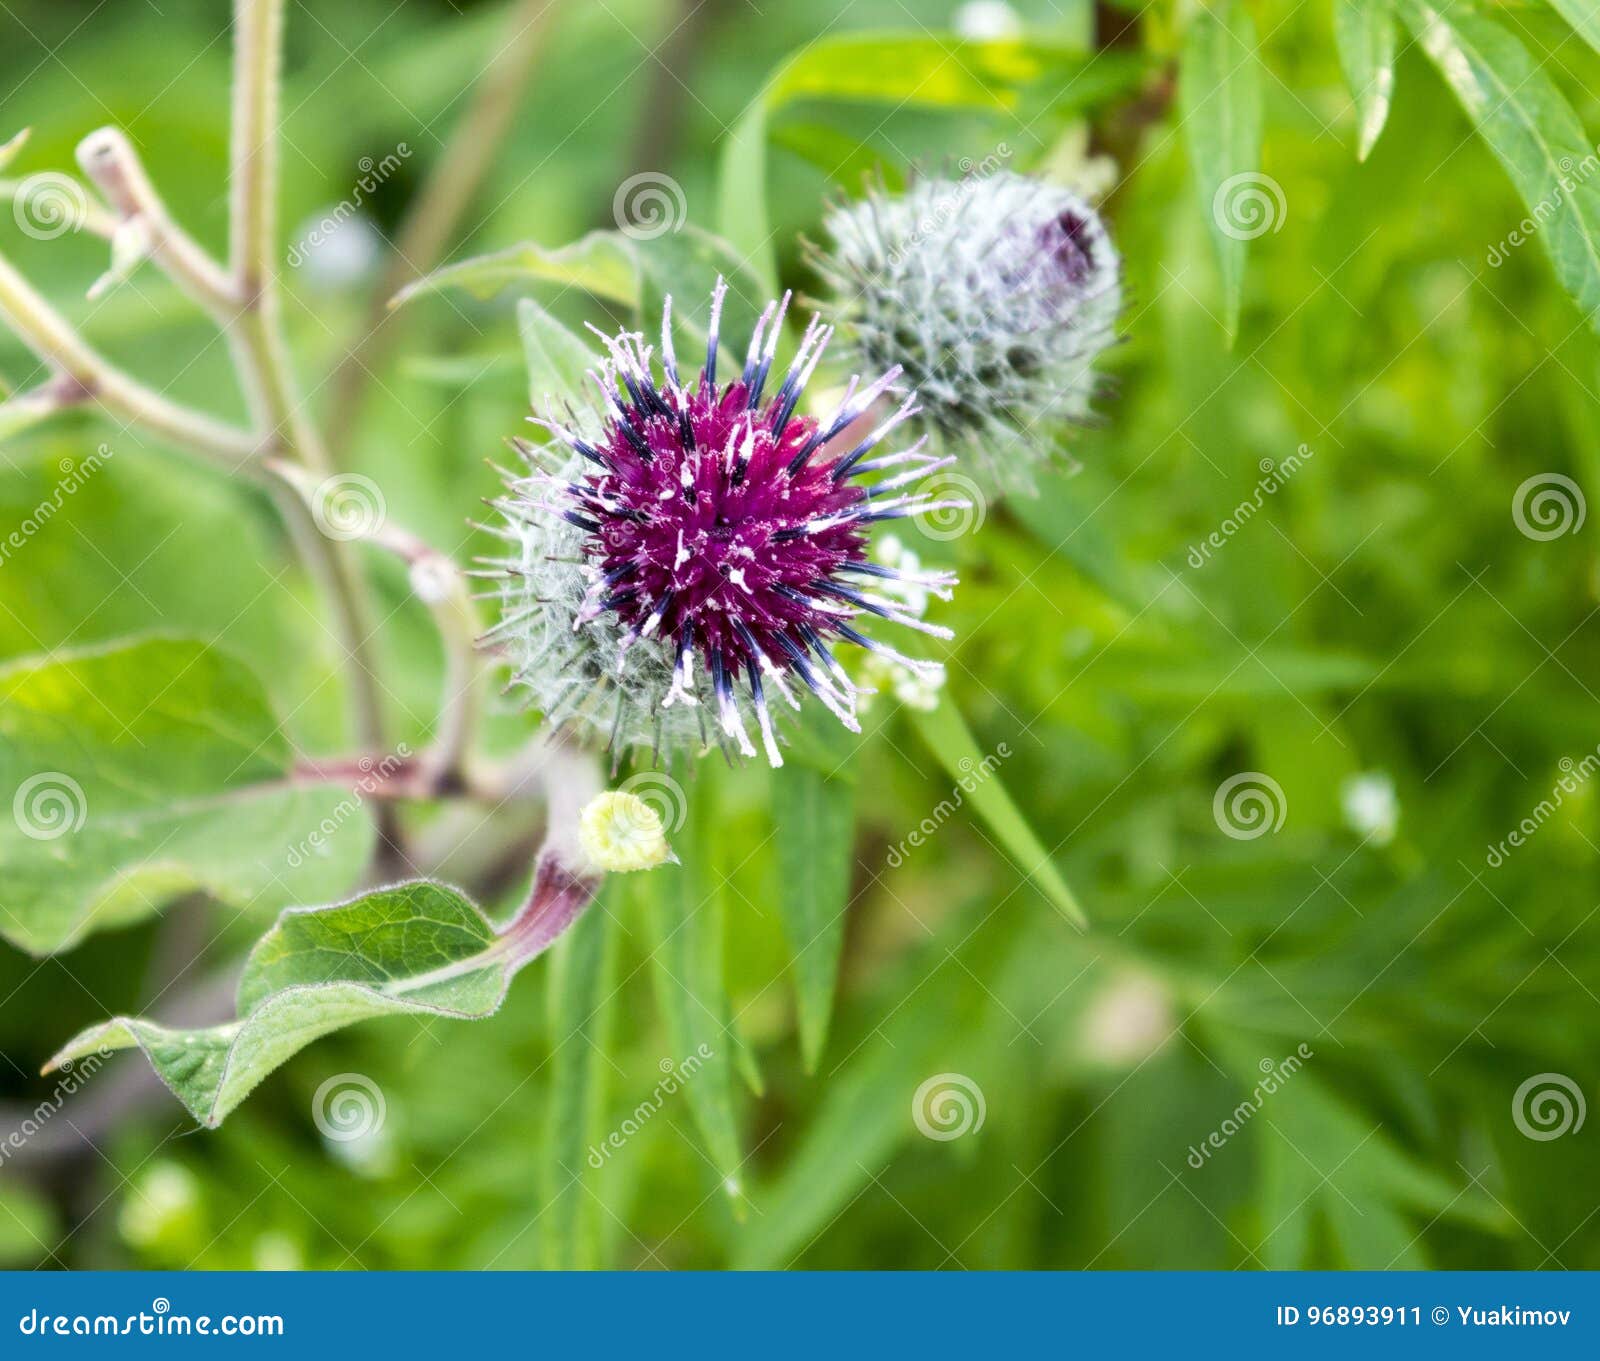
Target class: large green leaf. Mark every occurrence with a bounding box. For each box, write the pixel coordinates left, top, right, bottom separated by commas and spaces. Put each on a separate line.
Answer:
717, 33, 1130, 291
1179, 0, 1264, 339
771, 764, 856, 1070
1247, 1066, 1509, 1267
0, 637, 373, 955
732, 907, 1047, 1269
1401, 0, 1600, 325
1546, 0, 1600, 59
540, 895, 619, 1269
517, 297, 598, 413
392, 226, 768, 355
1333, 0, 1397, 161
638, 772, 746, 1204
47, 875, 595, 1128
395, 229, 637, 309
910, 700, 1088, 928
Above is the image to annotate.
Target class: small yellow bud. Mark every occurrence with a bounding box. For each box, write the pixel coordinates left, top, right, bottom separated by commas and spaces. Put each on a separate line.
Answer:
579, 791, 675, 872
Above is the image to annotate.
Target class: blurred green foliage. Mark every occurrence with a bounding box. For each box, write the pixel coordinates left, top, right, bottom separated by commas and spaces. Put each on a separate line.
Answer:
0, 0, 1597, 1271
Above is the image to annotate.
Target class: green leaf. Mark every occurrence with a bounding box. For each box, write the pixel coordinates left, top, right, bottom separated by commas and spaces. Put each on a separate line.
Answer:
768, 122, 903, 190
0, 637, 374, 955
0, 128, 28, 176
639, 772, 745, 1202
1546, 0, 1600, 59
771, 765, 856, 1070
541, 891, 619, 1269
910, 700, 1088, 928
1251, 1068, 1509, 1267
1334, 0, 1397, 161
717, 33, 1121, 291
0, 1180, 55, 1266
516, 297, 598, 412
1400, 0, 1600, 324
392, 226, 768, 355
733, 908, 1032, 1269
394, 229, 637, 309
47, 876, 593, 1127
1179, 0, 1264, 339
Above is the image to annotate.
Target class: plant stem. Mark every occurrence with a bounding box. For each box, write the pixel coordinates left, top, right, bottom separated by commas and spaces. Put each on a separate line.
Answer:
75, 128, 239, 317
0, 251, 258, 462
325, 0, 565, 451
268, 455, 486, 788
229, 0, 387, 755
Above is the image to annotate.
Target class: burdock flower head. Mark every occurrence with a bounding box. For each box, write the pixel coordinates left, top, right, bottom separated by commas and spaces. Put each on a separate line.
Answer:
486, 282, 963, 766
814, 170, 1121, 492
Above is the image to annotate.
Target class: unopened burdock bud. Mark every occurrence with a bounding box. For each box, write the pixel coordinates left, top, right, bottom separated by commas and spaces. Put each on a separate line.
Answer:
579, 791, 675, 872
815, 171, 1122, 494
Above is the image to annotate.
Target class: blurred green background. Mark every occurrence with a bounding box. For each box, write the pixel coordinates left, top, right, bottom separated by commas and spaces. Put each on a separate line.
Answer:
1, 0, 1598, 1270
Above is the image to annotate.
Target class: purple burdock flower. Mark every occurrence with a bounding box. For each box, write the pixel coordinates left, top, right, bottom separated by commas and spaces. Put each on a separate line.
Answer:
493, 282, 963, 766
